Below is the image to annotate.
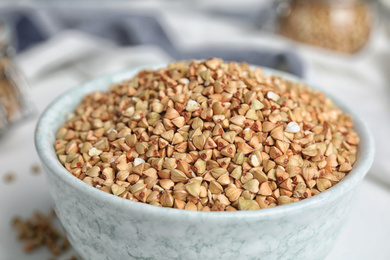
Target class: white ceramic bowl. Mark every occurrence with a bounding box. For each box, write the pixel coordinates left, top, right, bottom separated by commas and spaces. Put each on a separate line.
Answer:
35, 66, 374, 260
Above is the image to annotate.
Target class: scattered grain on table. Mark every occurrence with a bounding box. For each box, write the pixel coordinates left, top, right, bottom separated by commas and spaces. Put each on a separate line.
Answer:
12, 211, 72, 257
3, 172, 15, 183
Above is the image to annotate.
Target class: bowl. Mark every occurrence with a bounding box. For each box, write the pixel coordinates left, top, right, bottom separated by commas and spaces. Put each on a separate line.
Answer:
35, 65, 374, 260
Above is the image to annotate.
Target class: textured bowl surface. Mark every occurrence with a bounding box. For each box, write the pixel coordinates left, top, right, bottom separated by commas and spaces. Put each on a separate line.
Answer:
35, 66, 374, 260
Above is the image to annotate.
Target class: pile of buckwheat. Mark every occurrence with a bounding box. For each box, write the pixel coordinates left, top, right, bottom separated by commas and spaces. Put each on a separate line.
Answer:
54, 58, 359, 211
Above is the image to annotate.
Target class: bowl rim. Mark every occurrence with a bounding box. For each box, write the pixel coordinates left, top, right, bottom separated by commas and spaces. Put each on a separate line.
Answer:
35, 64, 375, 220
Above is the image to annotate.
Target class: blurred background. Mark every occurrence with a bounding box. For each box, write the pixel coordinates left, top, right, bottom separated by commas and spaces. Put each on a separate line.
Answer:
1, 0, 390, 259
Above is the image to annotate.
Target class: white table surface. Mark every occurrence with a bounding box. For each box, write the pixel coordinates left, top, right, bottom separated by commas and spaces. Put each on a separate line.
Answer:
1, 2, 390, 259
